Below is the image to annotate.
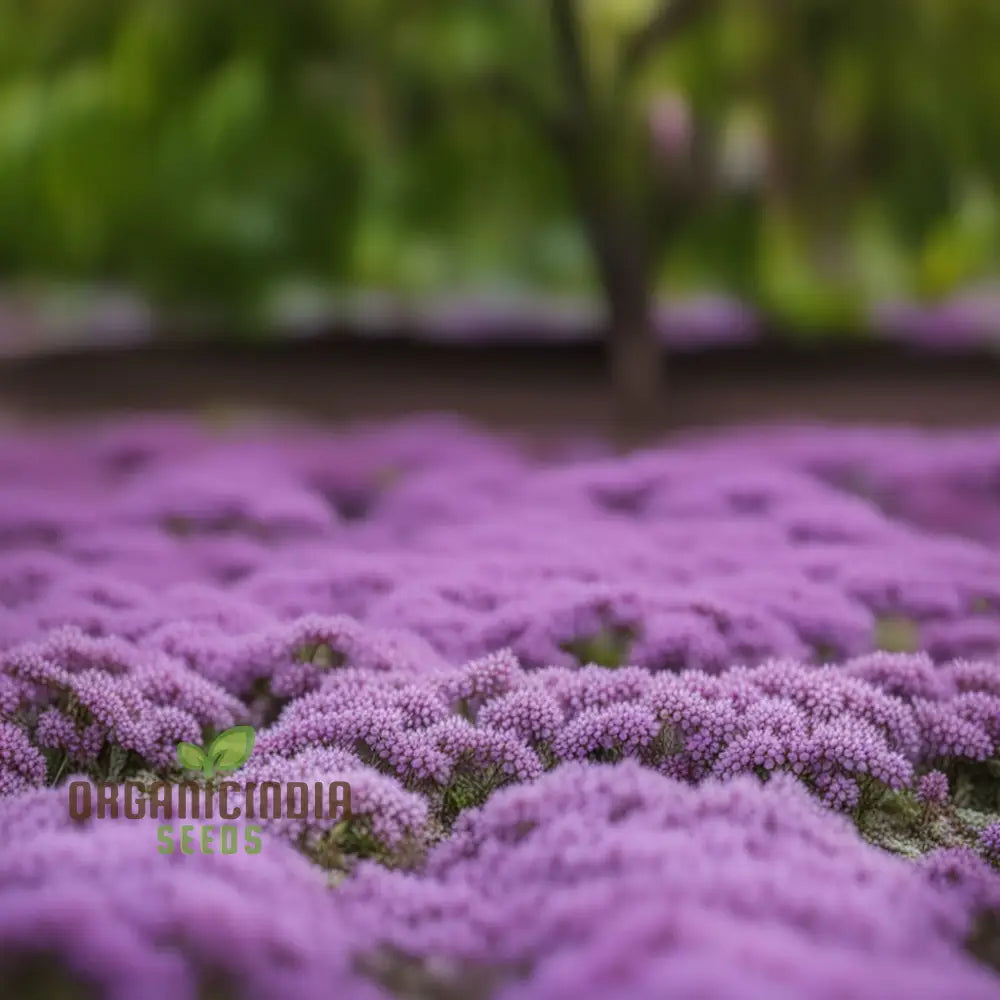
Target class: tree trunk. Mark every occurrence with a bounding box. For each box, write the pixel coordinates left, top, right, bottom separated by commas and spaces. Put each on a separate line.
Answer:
548, 0, 666, 446
584, 202, 665, 446
608, 303, 664, 446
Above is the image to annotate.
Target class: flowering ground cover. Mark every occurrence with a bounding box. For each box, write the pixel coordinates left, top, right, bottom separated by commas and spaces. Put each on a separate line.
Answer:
1, 414, 1000, 999
5, 286, 1000, 358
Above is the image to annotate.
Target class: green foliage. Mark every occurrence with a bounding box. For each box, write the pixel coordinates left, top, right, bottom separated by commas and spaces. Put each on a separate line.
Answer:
1, 0, 999, 330
0, 0, 362, 318
306, 814, 430, 874
855, 763, 1000, 867
292, 641, 345, 669
439, 765, 507, 826
307, 816, 384, 871
874, 615, 920, 654
949, 758, 1000, 815
856, 786, 984, 859
561, 624, 636, 669
43, 738, 151, 786
0, 952, 99, 1000
355, 945, 515, 1000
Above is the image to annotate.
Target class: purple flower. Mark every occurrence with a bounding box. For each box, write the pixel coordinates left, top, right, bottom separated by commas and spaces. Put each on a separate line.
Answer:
917, 770, 950, 806
0, 721, 46, 796
979, 822, 1000, 865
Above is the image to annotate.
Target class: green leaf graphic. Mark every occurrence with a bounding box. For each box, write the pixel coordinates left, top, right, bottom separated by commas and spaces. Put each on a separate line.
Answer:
208, 725, 256, 773
177, 741, 207, 772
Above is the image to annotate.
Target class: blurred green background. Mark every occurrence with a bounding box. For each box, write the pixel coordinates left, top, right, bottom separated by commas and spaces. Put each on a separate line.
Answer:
1, 0, 999, 341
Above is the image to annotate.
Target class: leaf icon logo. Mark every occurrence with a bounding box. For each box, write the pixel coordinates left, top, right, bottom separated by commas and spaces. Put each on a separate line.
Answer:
208, 726, 256, 772
176, 726, 255, 778
176, 741, 208, 772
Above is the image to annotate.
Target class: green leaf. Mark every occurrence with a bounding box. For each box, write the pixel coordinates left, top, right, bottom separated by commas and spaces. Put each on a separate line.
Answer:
177, 741, 207, 771
208, 725, 256, 772
107, 745, 129, 782
875, 615, 919, 654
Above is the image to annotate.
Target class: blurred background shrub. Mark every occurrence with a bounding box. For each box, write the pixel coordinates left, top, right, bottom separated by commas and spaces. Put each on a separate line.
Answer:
0, 0, 998, 341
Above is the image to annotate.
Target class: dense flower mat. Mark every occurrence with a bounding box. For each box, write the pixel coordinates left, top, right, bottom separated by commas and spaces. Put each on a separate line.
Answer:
1, 414, 1000, 999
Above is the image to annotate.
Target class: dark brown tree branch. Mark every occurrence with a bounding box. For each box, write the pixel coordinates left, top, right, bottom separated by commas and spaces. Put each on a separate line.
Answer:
550, 0, 594, 126
621, 0, 715, 82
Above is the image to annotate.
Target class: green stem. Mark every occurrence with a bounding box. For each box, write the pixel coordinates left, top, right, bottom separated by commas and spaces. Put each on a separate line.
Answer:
51, 751, 70, 786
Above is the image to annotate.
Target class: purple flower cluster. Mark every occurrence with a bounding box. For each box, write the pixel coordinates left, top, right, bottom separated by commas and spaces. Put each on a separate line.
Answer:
239, 746, 427, 851
2, 625, 244, 772
250, 649, 1000, 818
980, 823, 1000, 866
255, 652, 542, 791
873, 290, 1000, 356
150, 612, 449, 704
0, 765, 997, 1000
689, 422, 1000, 547
0, 783, 383, 1000
338, 763, 1000, 1000
917, 769, 950, 806
1, 416, 1000, 998
0, 720, 45, 796
3, 418, 1000, 671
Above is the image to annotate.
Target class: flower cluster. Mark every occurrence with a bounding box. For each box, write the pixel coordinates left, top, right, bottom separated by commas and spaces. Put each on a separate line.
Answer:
0, 765, 997, 1000
0, 721, 45, 796
980, 823, 1000, 866
917, 770, 950, 806
250, 649, 999, 818
1, 626, 244, 772
149, 613, 449, 703
1, 417, 1000, 999
239, 746, 428, 852
0, 783, 383, 1000
338, 763, 1000, 1000
4, 419, 1000, 674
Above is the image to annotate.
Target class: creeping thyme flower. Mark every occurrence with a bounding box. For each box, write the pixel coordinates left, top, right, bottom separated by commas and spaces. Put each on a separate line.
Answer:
917, 770, 950, 807
0, 721, 46, 796
1, 419, 1000, 999
979, 822, 1000, 865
